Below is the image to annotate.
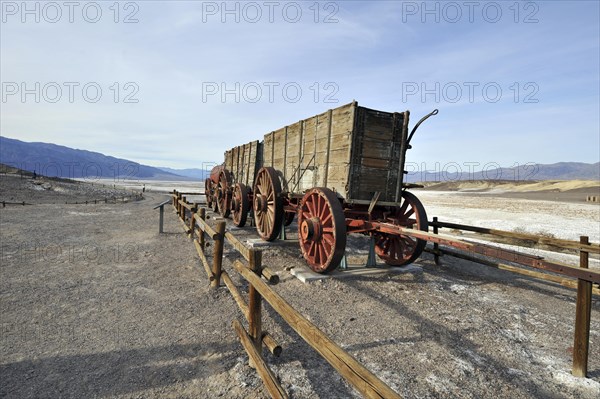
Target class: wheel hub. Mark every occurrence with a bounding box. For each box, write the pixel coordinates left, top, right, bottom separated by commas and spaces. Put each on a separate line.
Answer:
255, 195, 267, 212
300, 218, 321, 241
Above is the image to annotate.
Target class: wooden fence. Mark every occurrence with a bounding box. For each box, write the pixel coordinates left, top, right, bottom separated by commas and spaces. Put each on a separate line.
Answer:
171, 189, 599, 391
171, 190, 401, 398
426, 217, 599, 378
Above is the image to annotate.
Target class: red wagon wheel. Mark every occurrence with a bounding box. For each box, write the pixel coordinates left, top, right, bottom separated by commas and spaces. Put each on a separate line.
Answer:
373, 191, 428, 266
231, 183, 249, 227
217, 170, 232, 218
253, 167, 283, 241
204, 178, 213, 209
298, 188, 347, 274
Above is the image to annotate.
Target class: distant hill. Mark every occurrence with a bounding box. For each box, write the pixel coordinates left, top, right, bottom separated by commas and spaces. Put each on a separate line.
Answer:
0, 136, 193, 180
405, 162, 599, 183
159, 167, 211, 180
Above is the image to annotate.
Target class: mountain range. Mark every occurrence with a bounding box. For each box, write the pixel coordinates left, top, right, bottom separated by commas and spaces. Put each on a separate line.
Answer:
1, 136, 598, 182
0, 137, 195, 180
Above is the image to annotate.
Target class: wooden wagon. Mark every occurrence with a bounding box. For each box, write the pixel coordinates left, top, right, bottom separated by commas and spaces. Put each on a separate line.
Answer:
206, 101, 438, 273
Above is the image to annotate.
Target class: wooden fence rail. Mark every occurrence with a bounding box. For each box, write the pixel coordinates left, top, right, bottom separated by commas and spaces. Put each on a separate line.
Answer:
171, 190, 401, 398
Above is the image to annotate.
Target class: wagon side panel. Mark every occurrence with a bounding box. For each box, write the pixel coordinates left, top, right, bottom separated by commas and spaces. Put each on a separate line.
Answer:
263, 132, 275, 169
224, 150, 233, 174
348, 108, 408, 202
326, 102, 356, 198
283, 121, 302, 192
270, 127, 287, 187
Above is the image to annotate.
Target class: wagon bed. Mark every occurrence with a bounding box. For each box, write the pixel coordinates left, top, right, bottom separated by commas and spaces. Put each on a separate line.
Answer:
262, 101, 410, 203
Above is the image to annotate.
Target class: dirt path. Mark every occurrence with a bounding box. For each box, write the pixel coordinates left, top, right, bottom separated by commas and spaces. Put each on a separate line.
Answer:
1, 181, 599, 398
0, 193, 267, 398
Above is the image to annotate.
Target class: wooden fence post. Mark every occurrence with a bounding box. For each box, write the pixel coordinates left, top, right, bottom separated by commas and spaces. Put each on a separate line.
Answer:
249, 249, 263, 357
433, 216, 440, 266
210, 221, 226, 288
198, 208, 206, 249
189, 205, 197, 239
573, 236, 591, 377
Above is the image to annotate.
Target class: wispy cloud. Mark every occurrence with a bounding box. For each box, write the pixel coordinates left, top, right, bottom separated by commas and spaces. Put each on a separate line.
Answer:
1, 1, 598, 168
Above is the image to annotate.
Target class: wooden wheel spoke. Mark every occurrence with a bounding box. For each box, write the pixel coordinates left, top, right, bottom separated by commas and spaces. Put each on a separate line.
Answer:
398, 199, 409, 215
322, 233, 334, 246
321, 212, 333, 225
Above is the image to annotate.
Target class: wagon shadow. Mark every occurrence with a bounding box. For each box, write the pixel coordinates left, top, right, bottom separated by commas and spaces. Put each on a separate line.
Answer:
350, 282, 563, 397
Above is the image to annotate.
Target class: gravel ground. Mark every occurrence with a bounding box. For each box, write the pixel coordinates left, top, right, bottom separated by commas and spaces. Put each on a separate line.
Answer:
1, 177, 599, 398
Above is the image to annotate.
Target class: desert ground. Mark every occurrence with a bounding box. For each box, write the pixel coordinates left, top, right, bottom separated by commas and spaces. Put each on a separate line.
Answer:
1, 174, 599, 398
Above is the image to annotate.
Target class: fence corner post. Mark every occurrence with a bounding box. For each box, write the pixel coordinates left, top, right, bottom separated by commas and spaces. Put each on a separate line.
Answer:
572, 235, 591, 378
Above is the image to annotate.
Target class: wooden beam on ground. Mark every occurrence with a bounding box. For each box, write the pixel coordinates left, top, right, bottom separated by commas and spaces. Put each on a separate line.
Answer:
233, 319, 289, 399
233, 260, 402, 399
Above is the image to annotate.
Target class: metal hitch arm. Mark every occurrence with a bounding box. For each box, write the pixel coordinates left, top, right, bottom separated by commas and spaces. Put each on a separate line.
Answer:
407, 108, 438, 146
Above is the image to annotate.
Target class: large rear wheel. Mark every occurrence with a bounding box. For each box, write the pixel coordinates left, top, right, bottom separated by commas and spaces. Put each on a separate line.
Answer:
298, 188, 346, 274
253, 167, 283, 241
373, 191, 428, 266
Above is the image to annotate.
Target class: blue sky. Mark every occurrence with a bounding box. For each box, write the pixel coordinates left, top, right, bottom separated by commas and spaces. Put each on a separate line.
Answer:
1, 0, 599, 171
